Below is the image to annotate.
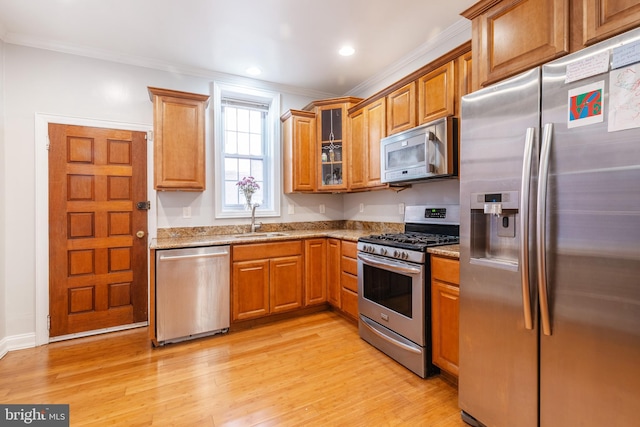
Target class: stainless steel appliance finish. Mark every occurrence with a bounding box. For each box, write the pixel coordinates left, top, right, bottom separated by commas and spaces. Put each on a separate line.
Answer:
380, 117, 457, 184
155, 245, 230, 344
459, 28, 640, 427
358, 205, 460, 378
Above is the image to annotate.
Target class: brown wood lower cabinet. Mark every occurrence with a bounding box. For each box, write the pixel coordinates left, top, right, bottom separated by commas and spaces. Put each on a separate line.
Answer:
232, 241, 303, 322
327, 238, 342, 307
231, 237, 359, 323
305, 239, 328, 306
431, 254, 460, 377
340, 241, 359, 320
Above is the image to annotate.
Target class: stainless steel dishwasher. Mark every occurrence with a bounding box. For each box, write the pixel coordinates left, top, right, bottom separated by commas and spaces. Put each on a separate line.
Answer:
155, 245, 230, 344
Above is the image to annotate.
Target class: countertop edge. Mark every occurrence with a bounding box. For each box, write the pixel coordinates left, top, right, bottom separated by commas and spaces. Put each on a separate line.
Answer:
150, 229, 375, 250
427, 244, 460, 259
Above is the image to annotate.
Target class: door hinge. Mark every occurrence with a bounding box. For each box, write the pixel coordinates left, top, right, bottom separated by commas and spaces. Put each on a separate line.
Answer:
146, 130, 153, 142
47, 315, 51, 330
46, 135, 51, 151
136, 201, 151, 210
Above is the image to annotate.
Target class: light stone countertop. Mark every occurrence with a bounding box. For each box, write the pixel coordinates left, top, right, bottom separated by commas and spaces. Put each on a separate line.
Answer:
152, 230, 461, 259
150, 229, 377, 250
427, 244, 460, 259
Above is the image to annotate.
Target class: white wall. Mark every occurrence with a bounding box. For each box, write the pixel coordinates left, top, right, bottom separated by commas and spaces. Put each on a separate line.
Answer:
0, 38, 7, 354
0, 44, 334, 345
343, 180, 461, 223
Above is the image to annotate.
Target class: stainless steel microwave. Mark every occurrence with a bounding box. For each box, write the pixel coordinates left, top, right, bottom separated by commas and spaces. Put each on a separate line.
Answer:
380, 117, 457, 184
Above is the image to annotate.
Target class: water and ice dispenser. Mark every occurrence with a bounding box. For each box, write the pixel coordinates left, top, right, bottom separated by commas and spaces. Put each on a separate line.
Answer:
469, 191, 519, 270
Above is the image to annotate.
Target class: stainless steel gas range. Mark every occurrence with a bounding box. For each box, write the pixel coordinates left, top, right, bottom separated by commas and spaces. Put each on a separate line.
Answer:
357, 205, 459, 378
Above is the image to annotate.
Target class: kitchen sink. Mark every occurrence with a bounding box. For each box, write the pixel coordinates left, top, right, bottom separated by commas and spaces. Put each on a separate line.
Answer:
231, 232, 288, 238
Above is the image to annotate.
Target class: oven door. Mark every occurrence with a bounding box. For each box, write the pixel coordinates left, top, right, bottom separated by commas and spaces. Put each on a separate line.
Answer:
357, 251, 425, 345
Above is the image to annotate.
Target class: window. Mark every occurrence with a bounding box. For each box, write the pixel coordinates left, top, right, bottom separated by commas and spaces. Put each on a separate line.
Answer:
213, 82, 281, 218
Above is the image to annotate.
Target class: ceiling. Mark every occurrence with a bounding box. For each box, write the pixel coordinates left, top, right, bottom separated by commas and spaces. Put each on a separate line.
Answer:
0, 0, 476, 96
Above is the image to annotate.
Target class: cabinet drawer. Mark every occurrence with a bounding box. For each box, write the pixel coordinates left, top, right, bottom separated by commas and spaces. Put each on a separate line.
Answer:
341, 271, 358, 292
341, 256, 357, 276
341, 241, 358, 258
431, 256, 460, 285
233, 241, 302, 261
341, 288, 359, 320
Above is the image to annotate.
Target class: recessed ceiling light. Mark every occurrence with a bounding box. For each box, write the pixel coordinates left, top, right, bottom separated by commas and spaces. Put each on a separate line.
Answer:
339, 46, 355, 57
246, 66, 262, 76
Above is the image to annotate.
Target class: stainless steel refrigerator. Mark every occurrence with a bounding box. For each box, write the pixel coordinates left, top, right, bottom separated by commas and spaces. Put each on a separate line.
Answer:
459, 27, 640, 427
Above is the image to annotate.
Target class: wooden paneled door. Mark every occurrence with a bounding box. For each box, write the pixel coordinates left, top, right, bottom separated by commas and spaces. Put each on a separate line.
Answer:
48, 124, 148, 337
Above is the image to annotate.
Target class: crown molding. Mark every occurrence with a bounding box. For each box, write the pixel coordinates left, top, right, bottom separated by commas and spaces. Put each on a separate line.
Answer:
345, 18, 471, 97
1, 18, 471, 101
2, 32, 338, 100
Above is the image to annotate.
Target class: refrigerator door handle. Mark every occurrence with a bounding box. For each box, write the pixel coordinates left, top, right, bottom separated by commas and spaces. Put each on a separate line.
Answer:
537, 122, 553, 336
520, 127, 536, 330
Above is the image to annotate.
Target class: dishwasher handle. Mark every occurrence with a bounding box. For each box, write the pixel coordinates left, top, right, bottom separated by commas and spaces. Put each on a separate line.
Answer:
158, 251, 229, 261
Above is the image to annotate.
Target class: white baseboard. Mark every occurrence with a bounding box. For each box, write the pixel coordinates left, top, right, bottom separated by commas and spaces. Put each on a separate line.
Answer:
0, 332, 37, 359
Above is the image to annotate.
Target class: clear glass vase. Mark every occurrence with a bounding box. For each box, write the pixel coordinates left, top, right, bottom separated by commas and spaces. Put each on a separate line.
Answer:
243, 191, 254, 210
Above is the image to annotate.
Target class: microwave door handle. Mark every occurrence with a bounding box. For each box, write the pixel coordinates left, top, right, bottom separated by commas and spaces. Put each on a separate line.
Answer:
427, 131, 437, 173
357, 253, 422, 275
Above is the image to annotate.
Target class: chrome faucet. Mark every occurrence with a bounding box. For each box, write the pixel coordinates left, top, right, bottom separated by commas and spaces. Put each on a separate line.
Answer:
250, 203, 262, 233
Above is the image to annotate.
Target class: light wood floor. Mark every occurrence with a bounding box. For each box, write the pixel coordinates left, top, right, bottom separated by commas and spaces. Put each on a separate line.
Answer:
0, 311, 466, 426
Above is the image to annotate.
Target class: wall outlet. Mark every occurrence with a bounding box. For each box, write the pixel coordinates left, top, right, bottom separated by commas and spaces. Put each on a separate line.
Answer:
288, 204, 295, 214
398, 203, 405, 215
319, 204, 325, 214
359, 203, 364, 213
182, 206, 191, 218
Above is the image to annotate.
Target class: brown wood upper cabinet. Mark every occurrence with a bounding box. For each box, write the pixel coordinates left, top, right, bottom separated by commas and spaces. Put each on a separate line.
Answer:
386, 82, 416, 135
418, 61, 456, 125
349, 97, 387, 191
462, 0, 569, 90
456, 51, 473, 118
148, 87, 209, 191
314, 98, 362, 192
281, 110, 316, 193
462, 0, 640, 91
582, 0, 640, 47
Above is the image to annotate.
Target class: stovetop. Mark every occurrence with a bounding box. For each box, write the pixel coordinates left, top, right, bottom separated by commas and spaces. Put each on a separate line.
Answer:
357, 204, 460, 261
359, 232, 459, 251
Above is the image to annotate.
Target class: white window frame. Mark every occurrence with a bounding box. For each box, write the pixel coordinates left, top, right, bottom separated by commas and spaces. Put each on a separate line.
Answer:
213, 82, 281, 218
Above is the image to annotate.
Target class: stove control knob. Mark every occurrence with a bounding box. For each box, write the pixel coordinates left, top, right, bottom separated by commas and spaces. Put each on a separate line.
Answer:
380, 248, 387, 256
393, 250, 399, 258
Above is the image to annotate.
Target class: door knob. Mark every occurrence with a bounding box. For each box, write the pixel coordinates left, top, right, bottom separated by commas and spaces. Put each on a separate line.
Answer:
136, 230, 145, 238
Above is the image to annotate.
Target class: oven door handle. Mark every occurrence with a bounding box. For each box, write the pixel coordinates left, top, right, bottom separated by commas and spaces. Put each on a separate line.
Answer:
357, 253, 422, 275
360, 315, 422, 355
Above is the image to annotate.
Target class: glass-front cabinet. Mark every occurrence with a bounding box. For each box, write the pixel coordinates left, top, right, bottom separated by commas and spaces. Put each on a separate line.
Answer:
311, 97, 362, 192
320, 107, 343, 188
